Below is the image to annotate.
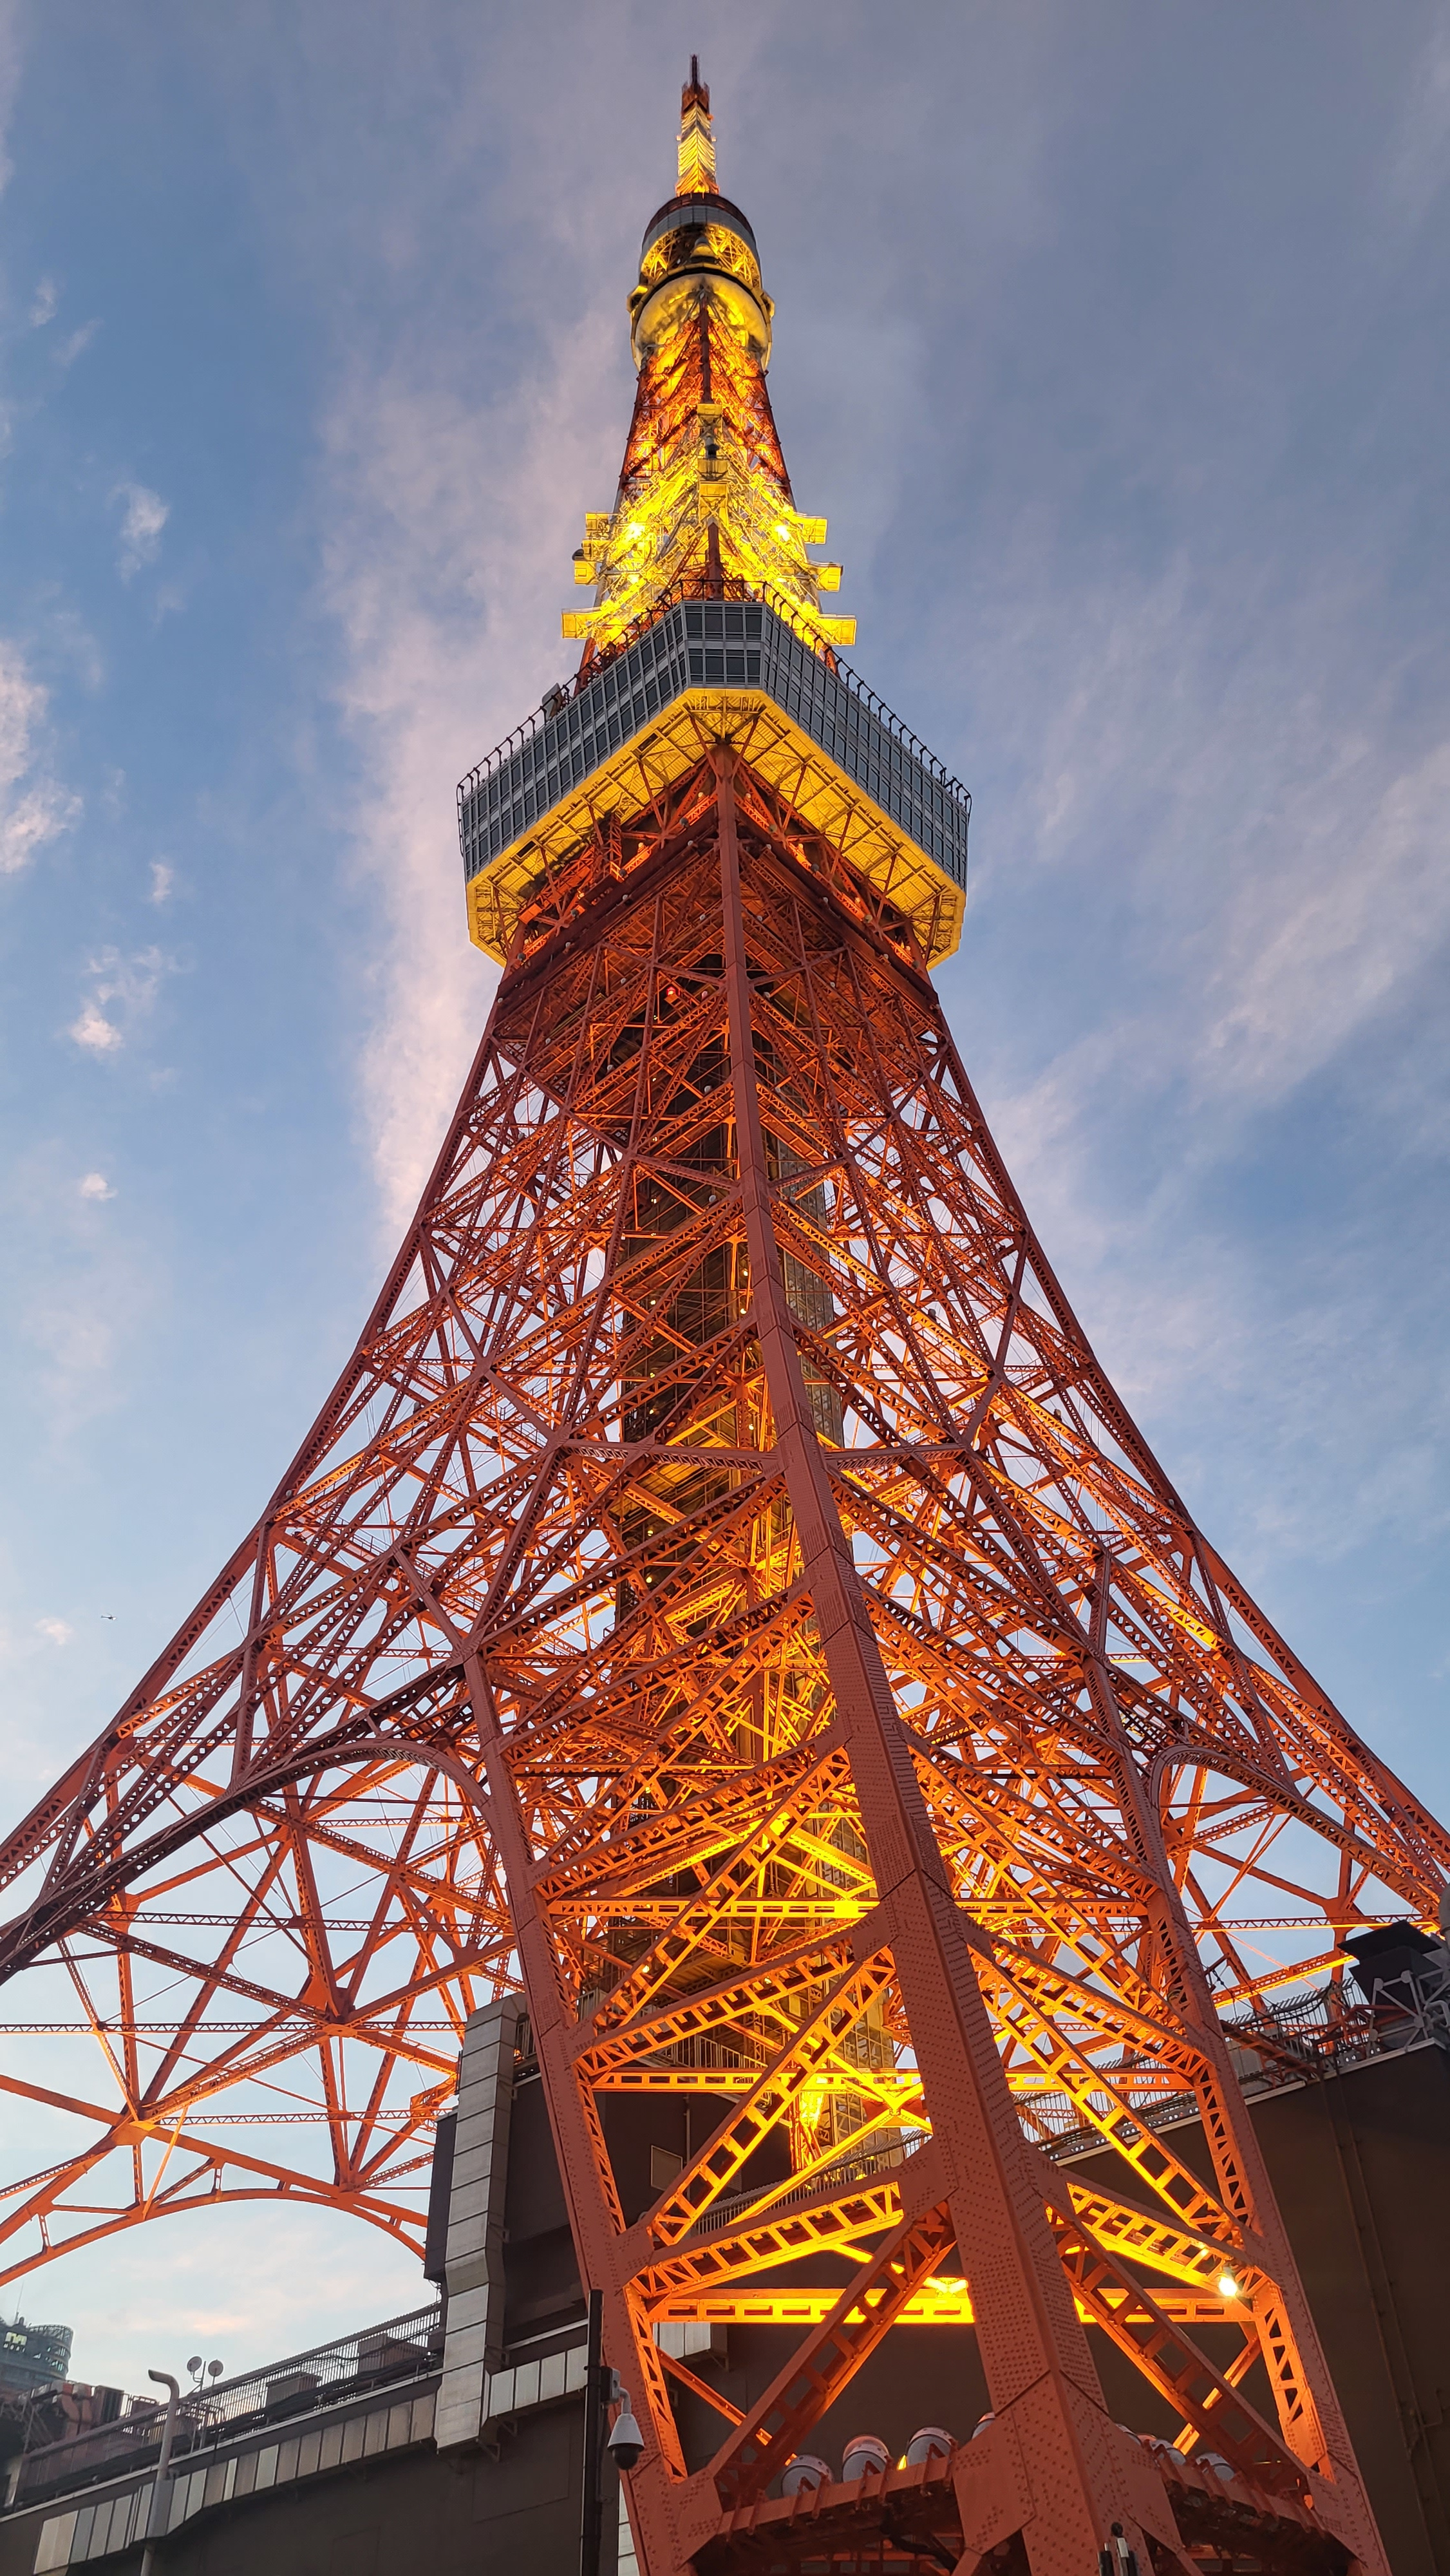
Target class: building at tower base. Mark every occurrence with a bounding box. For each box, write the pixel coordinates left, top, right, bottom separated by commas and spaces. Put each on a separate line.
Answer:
1, 2012, 1446, 2576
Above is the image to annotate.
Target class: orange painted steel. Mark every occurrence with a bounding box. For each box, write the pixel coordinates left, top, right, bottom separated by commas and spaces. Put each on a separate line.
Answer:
0, 59, 1441, 2576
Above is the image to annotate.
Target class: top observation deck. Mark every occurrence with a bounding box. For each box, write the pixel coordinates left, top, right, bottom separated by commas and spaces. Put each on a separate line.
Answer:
458, 593, 970, 967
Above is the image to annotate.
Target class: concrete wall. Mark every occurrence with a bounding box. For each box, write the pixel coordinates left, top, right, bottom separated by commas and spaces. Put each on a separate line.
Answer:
0, 2403, 590, 2576
435, 1997, 521, 2450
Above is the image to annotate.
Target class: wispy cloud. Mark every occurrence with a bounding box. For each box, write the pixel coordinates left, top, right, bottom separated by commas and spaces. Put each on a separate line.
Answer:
148, 859, 174, 904
1201, 735, 1450, 1106
947, 521, 1450, 1565
1388, 21, 1450, 229
34, 1616, 71, 1647
0, 1124, 173, 1450
963, 545, 1450, 1123
43, 605, 105, 694
30, 274, 57, 327
0, 0, 21, 202
66, 947, 174, 1054
320, 325, 618, 1229
114, 481, 169, 580
270, 12, 664, 1236
0, 638, 80, 875
56, 318, 99, 371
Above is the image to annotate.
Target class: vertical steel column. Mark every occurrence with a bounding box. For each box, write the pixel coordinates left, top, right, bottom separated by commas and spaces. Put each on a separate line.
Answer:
708, 748, 1152, 2576
466, 1642, 690, 2576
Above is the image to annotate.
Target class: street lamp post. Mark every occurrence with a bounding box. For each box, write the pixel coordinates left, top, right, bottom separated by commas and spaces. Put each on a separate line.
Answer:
137, 2371, 180, 2576
578, 2287, 645, 2576
579, 2290, 605, 2576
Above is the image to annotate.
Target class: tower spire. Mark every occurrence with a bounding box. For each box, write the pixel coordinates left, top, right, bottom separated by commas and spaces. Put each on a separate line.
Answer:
565, 68, 850, 661
677, 55, 716, 195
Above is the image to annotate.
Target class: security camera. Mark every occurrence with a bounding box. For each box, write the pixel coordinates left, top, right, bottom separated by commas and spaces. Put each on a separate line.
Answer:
607, 2391, 645, 2474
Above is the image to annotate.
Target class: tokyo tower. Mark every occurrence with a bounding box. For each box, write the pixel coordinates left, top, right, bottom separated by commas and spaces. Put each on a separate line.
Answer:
3, 57, 1445, 2576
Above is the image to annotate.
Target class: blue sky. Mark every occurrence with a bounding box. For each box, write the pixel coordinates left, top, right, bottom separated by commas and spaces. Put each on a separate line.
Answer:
0, 0, 1447, 2391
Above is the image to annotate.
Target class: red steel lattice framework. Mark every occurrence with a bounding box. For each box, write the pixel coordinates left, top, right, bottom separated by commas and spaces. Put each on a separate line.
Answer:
3, 62, 1445, 2576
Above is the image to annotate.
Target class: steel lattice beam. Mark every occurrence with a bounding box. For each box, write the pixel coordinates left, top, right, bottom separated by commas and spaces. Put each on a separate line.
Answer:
1, 747, 1427, 2572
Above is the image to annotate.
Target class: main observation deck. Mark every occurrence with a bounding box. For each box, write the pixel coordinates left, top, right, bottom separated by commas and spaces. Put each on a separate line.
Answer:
458, 597, 970, 967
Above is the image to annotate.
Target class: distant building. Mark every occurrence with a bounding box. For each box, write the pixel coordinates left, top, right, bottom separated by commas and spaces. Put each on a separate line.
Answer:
0, 2323, 71, 2401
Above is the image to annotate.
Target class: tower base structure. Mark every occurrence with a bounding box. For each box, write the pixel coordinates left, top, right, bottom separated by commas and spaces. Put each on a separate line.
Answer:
5, 2032, 1448, 2576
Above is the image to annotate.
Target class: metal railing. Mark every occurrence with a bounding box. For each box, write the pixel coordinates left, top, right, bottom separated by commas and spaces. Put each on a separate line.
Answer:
1225, 1961, 1450, 2076
10, 2302, 443, 2510
1033, 1972, 1450, 2163
684, 2130, 925, 2239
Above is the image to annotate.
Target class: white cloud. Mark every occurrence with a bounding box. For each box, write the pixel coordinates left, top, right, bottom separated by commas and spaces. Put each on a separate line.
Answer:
320, 332, 617, 1228
68, 1001, 123, 1054
284, 10, 663, 1236
30, 274, 57, 327
1, 1139, 167, 1439
948, 532, 1450, 1128
0, 638, 80, 875
114, 482, 169, 580
0, 779, 79, 874
1, 649, 55, 782
1201, 735, 1450, 1104
148, 860, 174, 904
35, 1617, 71, 1647
56, 319, 98, 371
943, 520, 1450, 1568
66, 947, 174, 1055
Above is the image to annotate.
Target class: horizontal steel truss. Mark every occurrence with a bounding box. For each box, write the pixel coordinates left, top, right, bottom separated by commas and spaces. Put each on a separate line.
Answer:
0, 746, 1435, 2575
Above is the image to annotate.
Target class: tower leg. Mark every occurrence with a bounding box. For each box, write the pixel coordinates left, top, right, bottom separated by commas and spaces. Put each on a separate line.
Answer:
710, 752, 1151, 2576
